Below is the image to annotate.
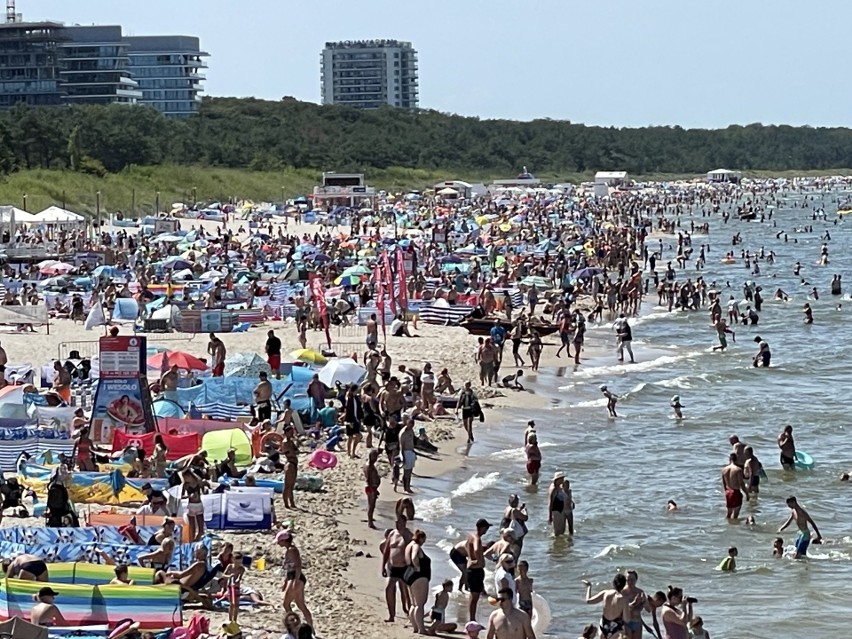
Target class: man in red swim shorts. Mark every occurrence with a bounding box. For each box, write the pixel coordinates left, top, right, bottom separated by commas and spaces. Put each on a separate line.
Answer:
265, 329, 282, 379
721, 452, 748, 519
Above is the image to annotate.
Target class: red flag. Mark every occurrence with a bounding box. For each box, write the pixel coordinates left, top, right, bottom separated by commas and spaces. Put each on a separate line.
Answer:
395, 249, 408, 311
374, 264, 386, 340
309, 274, 331, 348
383, 251, 396, 314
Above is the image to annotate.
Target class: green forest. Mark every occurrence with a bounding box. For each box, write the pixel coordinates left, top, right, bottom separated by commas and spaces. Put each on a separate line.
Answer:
3, 97, 852, 179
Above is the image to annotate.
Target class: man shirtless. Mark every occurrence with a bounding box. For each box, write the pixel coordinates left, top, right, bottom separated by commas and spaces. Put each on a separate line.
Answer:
160, 364, 179, 400
777, 425, 796, 470
742, 446, 762, 496
729, 435, 746, 467
364, 449, 381, 529
379, 377, 405, 424
366, 313, 379, 349
381, 514, 412, 622
721, 452, 748, 519
156, 546, 216, 604
583, 574, 628, 639
399, 419, 416, 493
466, 518, 491, 622
253, 371, 273, 421
207, 333, 226, 377
778, 495, 822, 559
486, 587, 535, 639
622, 570, 648, 639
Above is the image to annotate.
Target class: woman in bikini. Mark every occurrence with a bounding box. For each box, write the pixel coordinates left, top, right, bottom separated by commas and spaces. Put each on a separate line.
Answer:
181, 469, 206, 542
151, 434, 169, 478
281, 426, 299, 510
280, 531, 313, 629
72, 427, 98, 472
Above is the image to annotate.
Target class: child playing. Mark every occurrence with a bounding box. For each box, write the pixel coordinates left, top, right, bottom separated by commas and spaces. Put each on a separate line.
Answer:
515, 560, 534, 618
600, 385, 618, 417
772, 537, 785, 557
719, 546, 737, 572
689, 615, 710, 638
223, 552, 246, 623
426, 579, 457, 634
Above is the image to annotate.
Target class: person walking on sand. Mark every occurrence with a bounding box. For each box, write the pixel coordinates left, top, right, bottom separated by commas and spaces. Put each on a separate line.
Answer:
364, 449, 381, 529
382, 514, 412, 622
265, 329, 282, 379
721, 453, 748, 520
405, 529, 432, 635
207, 333, 226, 377
278, 530, 313, 629
399, 418, 416, 493
548, 472, 573, 536
465, 518, 491, 622
778, 495, 822, 559
456, 381, 478, 443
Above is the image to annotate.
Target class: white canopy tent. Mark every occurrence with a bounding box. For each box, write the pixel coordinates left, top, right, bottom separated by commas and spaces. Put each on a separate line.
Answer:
32, 206, 85, 223
0, 206, 37, 223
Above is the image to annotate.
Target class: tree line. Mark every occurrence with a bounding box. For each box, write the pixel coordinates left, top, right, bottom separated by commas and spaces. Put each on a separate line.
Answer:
2, 97, 852, 178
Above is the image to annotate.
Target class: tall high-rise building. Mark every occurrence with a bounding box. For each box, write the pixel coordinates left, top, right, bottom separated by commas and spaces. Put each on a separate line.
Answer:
321, 39, 418, 110
0, 20, 65, 107
61, 25, 141, 105
0, 13, 208, 116
125, 36, 208, 118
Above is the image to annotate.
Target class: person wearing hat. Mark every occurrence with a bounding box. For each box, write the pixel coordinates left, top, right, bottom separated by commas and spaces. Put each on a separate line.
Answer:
31, 586, 66, 627
493, 554, 517, 604
670, 395, 684, 420
548, 472, 572, 536
464, 620, 485, 639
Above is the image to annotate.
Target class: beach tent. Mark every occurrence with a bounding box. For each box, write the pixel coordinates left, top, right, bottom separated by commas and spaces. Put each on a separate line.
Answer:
32, 206, 84, 223
201, 428, 252, 465
151, 398, 186, 418
0, 206, 37, 224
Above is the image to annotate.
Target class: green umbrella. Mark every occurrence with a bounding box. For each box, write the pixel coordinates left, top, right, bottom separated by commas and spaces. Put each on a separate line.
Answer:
521, 275, 554, 288
342, 264, 371, 276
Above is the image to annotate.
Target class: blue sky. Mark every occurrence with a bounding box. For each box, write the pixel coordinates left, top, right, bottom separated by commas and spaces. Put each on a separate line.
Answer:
30, 0, 849, 128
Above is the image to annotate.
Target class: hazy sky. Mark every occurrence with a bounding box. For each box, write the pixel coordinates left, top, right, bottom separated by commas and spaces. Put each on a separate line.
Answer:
30, 0, 850, 128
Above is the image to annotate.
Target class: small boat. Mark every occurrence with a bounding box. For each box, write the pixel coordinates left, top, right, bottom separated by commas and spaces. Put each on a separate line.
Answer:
459, 317, 559, 337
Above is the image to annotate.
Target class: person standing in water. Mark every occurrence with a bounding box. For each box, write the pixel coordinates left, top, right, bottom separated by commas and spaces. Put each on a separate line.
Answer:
548, 472, 572, 536
525, 432, 542, 486
777, 425, 796, 470
778, 495, 822, 559
583, 574, 628, 639
600, 385, 618, 418
670, 395, 684, 420
721, 453, 748, 519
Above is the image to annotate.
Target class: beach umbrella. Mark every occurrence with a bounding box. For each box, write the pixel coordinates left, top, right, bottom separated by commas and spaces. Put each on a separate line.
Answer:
201, 270, 226, 279
318, 358, 366, 387
92, 265, 121, 278
334, 274, 362, 287
224, 352, 270, 378
40, 262, 74, 275
154, 234, 184, 243
521, 275, 554, 288
342, 264, 371, 276
290, 348, 327, 365
147, 350, 208, 371
163, 259, 192, 271
573, 267, 604, 279
39, 276, 68, 288
306, 253, 331, 263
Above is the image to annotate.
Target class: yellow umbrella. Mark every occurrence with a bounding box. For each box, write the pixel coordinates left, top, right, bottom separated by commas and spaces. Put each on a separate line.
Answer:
499, 223, 512, 232
290, 349, 327, 365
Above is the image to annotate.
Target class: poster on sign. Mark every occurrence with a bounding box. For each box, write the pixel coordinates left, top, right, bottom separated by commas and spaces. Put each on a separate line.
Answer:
90, 377, 150, 443
91, 335, 154, 443
98, 336, 147, 379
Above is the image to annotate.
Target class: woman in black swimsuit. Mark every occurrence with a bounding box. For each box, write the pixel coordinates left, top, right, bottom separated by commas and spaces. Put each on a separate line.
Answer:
404, 529, 432, 634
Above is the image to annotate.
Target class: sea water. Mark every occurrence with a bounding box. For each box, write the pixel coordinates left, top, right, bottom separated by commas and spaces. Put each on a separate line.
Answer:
413, 189, 852, 638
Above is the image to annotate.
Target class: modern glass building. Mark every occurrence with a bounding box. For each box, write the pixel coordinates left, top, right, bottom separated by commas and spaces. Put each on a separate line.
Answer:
125, 36, 208, 118
61, 25, 141, 105
321, 40, 418, 110
0, 20, 65, 107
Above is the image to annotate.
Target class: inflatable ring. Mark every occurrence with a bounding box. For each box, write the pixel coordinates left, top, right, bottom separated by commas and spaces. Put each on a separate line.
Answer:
259, 432, 284, 454
309, 449, 338, 470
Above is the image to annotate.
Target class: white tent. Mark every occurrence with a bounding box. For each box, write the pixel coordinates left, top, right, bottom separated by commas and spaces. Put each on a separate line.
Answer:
32, 206, 85, 223
0, 205, 37, 223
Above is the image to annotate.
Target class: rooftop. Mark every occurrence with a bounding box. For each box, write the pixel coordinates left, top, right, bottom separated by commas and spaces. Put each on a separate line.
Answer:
325, 39, 413, 50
